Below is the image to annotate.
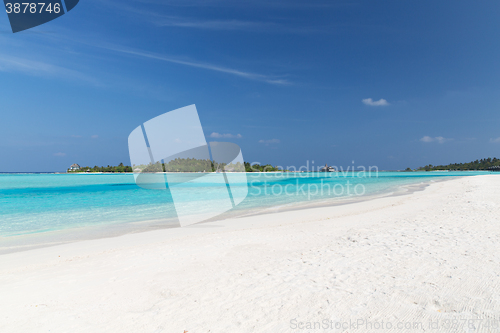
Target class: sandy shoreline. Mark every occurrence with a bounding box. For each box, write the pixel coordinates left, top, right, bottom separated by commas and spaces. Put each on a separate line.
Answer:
1, 175, 499, 332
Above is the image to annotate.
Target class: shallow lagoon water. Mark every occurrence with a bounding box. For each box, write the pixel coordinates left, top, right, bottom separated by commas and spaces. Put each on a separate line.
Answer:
0, 171, 493, 238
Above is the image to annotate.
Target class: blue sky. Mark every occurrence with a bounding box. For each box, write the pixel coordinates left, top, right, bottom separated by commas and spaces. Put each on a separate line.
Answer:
1, 0, 499, 172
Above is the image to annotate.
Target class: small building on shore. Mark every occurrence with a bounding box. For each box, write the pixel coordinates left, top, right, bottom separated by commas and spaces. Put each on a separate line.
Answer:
68, 164, 80, 171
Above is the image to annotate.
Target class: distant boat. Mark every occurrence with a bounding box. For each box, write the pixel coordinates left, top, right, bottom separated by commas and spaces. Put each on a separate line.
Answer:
319, 164, 336, 172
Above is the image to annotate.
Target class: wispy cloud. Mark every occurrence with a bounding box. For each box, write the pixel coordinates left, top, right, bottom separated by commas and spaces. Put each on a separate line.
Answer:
259, 139, 280, 145
420, 136, 452, 144
490, 137, 500, 143
362, 98, 389, 106
145, 13, 280, 31
53, 152, 66, 157
125, 0, 350, 9
143, 14, 322, 34
91, 135, 99, 139
104, 1, 358, 34
0, 54, 99, 85
99, 45, 290, 85
209, 132, 242, 138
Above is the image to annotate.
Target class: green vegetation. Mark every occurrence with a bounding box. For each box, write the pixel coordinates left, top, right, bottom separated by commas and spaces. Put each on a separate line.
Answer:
70, 160, 283, 173
133, 158, 245, 173
164, 158, 212, 172
133, 160, 284, 173
69, 163, 133, 173
244, 162, 282, 172
417, 157, 500, 171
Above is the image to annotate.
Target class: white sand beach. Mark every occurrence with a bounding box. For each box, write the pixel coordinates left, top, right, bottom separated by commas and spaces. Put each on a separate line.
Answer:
1, 175, 499, 332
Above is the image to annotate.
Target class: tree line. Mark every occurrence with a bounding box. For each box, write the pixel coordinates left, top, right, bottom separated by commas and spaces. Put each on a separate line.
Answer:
69, 160, 283, 173
68, 163, 133, 173
416, 157, 500, 171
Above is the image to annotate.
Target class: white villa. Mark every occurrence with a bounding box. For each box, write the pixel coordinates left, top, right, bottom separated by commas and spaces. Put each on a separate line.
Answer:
68, 164, 81, 171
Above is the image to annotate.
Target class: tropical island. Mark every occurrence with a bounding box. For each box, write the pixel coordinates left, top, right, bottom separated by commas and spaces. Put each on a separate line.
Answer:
67, 160, 283, 173
69, 157, 500, 173
414, 157, 500, 171
68, 163, 133, 173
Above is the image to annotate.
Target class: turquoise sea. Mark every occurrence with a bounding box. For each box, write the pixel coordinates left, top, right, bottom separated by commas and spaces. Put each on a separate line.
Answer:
0, 171, 494, 240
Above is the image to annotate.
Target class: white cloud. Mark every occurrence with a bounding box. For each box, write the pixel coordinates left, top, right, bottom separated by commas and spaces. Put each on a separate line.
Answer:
420, 136, 452, 144
210, 132, 242, 138
420, 136, 434, 143
53, 152, 66, 157
490, 137, 500, 143
259, 139, 280, 144
91, 135, 99, 139
362, 98, 389, 106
